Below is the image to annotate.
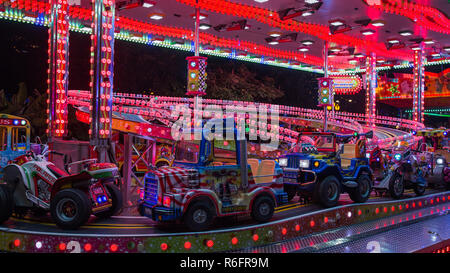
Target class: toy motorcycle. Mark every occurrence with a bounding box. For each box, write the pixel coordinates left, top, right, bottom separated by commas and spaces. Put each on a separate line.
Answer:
373, 146, 427, 199
0, 150, 122, 229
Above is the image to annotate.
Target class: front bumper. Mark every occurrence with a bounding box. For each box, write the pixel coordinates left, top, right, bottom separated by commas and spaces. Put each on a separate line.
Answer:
282, 168, 317, 194
138, 200, 180, 222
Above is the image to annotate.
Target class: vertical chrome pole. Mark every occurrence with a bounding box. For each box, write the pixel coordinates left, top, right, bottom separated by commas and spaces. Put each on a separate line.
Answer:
413, 43, 425, 124
323, 41, 328, 132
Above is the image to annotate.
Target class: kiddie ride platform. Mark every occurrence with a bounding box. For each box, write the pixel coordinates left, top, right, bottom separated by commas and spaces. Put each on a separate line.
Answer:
1, 190, 449, 253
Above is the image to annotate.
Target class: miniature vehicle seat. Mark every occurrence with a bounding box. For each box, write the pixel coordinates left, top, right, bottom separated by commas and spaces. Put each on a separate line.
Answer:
247, 158, 260, 177
340, 144, 357, 168
255, 160, 275, 184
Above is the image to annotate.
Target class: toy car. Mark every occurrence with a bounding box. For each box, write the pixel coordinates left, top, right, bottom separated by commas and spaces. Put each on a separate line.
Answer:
279, 131, 374, 207
0, 150, 123, 229
414, 128, 450, 189
372, 142, 427, 199
138, 120, 288, 231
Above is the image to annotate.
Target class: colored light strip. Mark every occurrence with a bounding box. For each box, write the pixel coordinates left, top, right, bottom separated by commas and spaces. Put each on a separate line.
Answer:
364, 0, 450, 34
176, 0, 413, 61
46, 0, 68, 137
89, 0, 114, 139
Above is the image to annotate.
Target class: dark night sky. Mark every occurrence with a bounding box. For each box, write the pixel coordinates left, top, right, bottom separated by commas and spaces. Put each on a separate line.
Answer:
0, 20, 448, 122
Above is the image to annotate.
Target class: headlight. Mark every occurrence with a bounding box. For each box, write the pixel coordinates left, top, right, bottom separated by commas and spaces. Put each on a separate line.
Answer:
436, 158, 444, 165
365, 153, 371, 159
394, 153, 402, 161
279, 158, 288, 167
299, 159, 310, 169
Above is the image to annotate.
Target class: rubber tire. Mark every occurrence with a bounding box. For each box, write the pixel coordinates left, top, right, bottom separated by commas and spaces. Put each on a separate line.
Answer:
414, 184, 426, 196
314, 176, 341, 208
0, 184, 14, 224
94, 184, 123, 219
50, 189, 92, 230
389, 173, 404, 199
348, 174, 372, 203
184, 201, 214, 232
251, 195, 275, 223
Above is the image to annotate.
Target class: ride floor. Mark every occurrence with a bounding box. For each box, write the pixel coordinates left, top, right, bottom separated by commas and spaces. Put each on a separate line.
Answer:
1, 189, 444, 236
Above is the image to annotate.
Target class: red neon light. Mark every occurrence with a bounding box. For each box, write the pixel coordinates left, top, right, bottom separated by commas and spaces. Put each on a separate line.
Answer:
364, 0, 450, 34
184, 241, 191, 249
110, 244, 118, 252
310, 220, 315, 227
231, 237, 238, 245
176, 0, 413, 61
252, 234, 259, 241
281, 228, 287, 235
59, 242, 66, 251
84, 243, 92, 252
14, 239, 21, 247
160, 243, 168, 251
206, 240, 214, 248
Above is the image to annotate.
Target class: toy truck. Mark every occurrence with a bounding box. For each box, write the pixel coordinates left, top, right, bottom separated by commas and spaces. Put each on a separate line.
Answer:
414, 128, 450, 189
279, 131, 373, 207
0, 151, 122, 229
138, 121, 288, 231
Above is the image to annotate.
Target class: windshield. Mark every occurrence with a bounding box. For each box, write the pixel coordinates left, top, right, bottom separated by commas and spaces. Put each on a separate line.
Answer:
174, 140, 200, 163
213, 139, 237, 164
296, 134, 335, 152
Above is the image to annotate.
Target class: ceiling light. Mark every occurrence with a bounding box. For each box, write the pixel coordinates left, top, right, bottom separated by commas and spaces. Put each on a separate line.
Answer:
149, 13, 164, 20
192, 13, 207, 20
377, 59, 385, 63
354, 53, 365, 58
423, 39, 434, 44
254, 0, 269, 2
349, 59, 358, 64
305, 0, 320, 3
411, 45, 421, 51
269, 31, 282, 37
329, 19, 345, 26
399, 30, 413, 36
431, 52, 441, 57
142, 0, 155, 8
302, 11, 314, 17
199, 23, 211, 30
388, 38, 400, 44
444, 46, 450, 52
268, 41, 279, 45
370, 19, 385, 27
298, 47, 309, 52
329, 47, 340, 52
361, 29, 375, 35
301, 40, 314, 45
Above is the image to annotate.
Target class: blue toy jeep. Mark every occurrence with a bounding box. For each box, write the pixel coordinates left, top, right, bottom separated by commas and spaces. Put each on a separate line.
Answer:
279, 131, 374, 207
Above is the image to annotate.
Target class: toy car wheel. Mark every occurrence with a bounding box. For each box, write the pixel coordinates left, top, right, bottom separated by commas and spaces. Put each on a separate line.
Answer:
0, 184, 14, 224
389, 173, 404, 199
251, 195, 275, 223
184, 201, 214, 231
50, 189, 92, 230
314, 176, 340, 208
94, 184, 123, 219
349, 174, 372, 203
413, 184, 426, 196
